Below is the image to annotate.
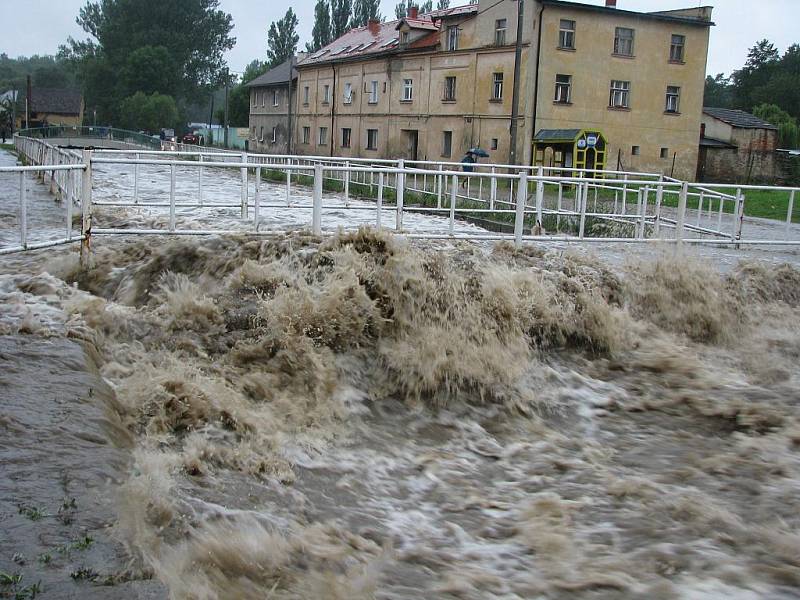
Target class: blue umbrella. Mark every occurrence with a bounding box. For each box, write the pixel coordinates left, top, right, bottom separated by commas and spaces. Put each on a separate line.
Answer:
469, 147, 490, 157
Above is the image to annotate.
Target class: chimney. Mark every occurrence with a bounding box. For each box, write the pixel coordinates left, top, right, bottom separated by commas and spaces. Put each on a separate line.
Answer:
605, 0, 617, 6
408, 6, 419, 19
368, 18, 380, 33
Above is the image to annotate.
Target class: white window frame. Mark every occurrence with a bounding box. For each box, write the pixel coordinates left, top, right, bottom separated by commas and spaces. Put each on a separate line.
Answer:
272, 89, 279, 106
495, 19, 507, 46
259, 126, 264, 141
609, 80, 631, 108
443, 76, 456, 101
261, 92, 265, 107
366, 128, 378, 150
369, 80, 379, 104
555, 74, 572, 104
401, 31, 410, 44
342, 127, 351, 148
614, 27, 634, 56
319, 126, 328, 145
490, 138, 498, 151
492, 72, 504, 100
323, 84, 330, 104
665, 85, 681, 113
303, 86, 309, 104
302, 126, 310, 144
343, 82, 353, 104
271, 126, 277, 143
447, 25, 459, 51
559, 19, 575, 49
442, 130, 452, 157
402, 78, 413, 101
670, 34, 685, 62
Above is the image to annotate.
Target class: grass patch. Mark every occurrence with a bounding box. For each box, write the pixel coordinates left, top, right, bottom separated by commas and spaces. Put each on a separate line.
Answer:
17, 505, 47, 521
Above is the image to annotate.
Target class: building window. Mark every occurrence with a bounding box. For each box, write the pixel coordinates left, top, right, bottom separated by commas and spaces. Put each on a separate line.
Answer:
302, 126, 310, 144
251, 126, 255, 137
401, 31, 410, 44
665, 85, 681, 113
261, 92, 265, 107
369, 80, 378, 104
555, 74, 572, 104
491, 138, 498, 151
343, 82, 353, 104
443, 76, 457, 101
614, 27, 635, 56
251, 93, 255, 108
495, 19, 507, 46
259, 126, 264, 141
342, 127, 351, 148
323, 84, 330, 104
319, 126, 328, 145
492, 73, 504, 100
442, 130, 452, 157
609, 80, 631, 108
660, 147, 669, 159
632, 145, 640, 156
271, 126, 277, 143
447, 25, 459, 51
303, 86, 309, 105
402, 78, 413, 101
367, 128, 378, 150
272, 90, 279, 106
559, 19, 575, 49
670, 34, 685, 62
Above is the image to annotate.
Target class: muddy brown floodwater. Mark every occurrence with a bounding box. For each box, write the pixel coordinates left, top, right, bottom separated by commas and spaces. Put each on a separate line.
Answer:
1, 226, 799, 600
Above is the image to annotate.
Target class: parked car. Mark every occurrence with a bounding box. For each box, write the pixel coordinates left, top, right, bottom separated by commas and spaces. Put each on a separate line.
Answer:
160, 128, 176, 142
181, 132, 204, 145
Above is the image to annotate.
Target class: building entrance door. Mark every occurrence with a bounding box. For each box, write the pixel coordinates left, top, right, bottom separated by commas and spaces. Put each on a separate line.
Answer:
402, 129, 419, 161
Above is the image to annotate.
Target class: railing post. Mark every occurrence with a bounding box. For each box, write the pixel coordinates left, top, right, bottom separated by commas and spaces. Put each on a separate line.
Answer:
450, 175, 457, 236
490, 166, 497, 210
786, 190, 795, 241
621, 173, 628, 215
198, 153, 203, 206
556, 183, 563, 231
134, 152, 140, 204
19, 171, 27, 249
313, 163, 322, 235
66, 168, 73, 240
654, 182, 664, 237
734, 188, 744, 248
637, 186, 648, 239
169, 163, 176, 232
396, 159, 405, 232
344, 160, 350, 205
240, 151, 248, 218
437, 163, 443, 209
535, 166, 544, 228
578, 183, 587, 239
80, 150, 93, 267
286, 162, 292, 205
676, 181, 688, 246
254, 165, 261, 231
376, 171, 384, 228
514, 170, 527, 247
696, 191, 704, 227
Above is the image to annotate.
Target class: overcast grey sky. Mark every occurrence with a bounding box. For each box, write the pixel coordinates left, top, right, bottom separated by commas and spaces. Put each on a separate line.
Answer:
1, 0, 797, 77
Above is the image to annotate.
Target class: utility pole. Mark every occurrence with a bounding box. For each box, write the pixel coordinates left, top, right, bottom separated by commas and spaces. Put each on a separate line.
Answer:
287, 55, 294, 154
26, 75, 31, 129
508, 0, 524, 166
223, 68, 230, 148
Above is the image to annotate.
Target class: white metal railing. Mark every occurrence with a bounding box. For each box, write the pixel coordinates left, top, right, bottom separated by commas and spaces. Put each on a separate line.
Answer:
4, 135, 799, 260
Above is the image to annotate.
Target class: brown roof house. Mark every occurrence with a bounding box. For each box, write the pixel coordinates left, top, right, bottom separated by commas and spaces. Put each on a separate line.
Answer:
16, 88, 84, 130
698, 107, 778, 183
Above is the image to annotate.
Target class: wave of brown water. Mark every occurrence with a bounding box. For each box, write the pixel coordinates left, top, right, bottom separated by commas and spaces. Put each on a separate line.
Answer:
3, 229, 800, 599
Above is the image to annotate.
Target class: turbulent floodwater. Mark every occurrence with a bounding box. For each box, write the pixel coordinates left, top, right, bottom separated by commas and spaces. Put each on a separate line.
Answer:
1, 227, 800, 599
2, 150, 800, 599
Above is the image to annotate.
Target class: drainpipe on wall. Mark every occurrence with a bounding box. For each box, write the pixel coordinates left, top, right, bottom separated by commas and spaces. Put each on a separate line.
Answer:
287, 55, 294, 154
330, 65, 337, 157
508, 0, 525, 166
529, 3, 544, 166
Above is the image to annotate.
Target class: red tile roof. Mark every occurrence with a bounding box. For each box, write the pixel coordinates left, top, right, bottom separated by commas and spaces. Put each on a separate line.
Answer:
299, 7, 476, 67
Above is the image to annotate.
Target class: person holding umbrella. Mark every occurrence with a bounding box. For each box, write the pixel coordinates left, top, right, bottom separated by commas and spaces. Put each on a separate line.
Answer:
460, 147, 489, 189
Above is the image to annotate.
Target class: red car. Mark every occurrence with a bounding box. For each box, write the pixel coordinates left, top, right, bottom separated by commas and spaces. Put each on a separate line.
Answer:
181, 132, 203, 145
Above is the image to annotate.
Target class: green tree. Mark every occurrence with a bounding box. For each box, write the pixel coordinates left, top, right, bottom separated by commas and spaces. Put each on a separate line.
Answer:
267, 8, 299, 68
351, 0, 381, 28
730, 39, 781, 111
753, 103, 799, 148
419, 0, 432, 14
331, 0, 352, 39
307, 0, 332, 52
120, 46, 178, 96
703, 73, 733, 108
395, 0, 409, 19
436, 0, 450, 9
227, 60, 268, 127
119, 91, 178, 131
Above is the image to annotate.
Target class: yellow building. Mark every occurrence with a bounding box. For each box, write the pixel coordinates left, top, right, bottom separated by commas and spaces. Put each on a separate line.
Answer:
15, 88, 85, 130
291, 0, 712, 180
